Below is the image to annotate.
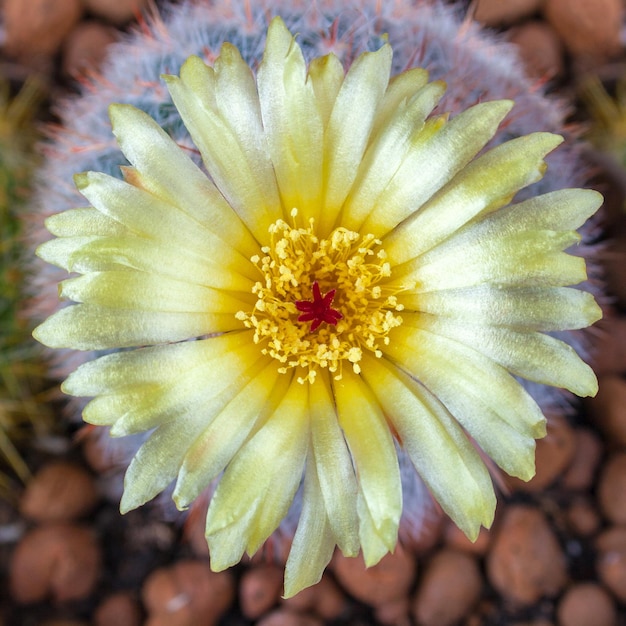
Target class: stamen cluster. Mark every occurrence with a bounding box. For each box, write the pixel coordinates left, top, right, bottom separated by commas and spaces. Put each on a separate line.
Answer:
236, 210, 404, 383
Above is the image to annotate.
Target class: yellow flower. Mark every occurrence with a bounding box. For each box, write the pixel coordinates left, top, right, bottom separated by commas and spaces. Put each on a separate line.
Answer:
34, 17, 602, 596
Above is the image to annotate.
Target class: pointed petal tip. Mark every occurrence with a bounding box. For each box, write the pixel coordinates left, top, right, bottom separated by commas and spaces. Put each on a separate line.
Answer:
119, 493, 138, 515
73, 171, 89, 190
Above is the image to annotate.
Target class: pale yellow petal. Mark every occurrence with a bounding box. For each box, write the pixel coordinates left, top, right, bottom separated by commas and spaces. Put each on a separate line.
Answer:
283, 450, 336, 598
384, 132, 564, 263
362, 100, 516, 237
318, 44, 393, 235
341, 79, 446, 231
206, 376, 308, 569
59, 271, 251, 314
369, 67, 431, 139
87, 343, 265, 436
118, 365, 264, 509
42, 235, 253, 293
332, 369, 401, 563
258, 17, 323, 222
163, 55, 281, 241
385, 325, 544, 480
173, 361, 287, 509
33, 304, 240, 350
62, 332, 253, 395
488, 187, 603, 233
309, 372, 359, 556
361, 355, 495, 539
120, 415, 207, 514
307, 53, 344, 128
74, 171, 257, 280
36, 236, 102, 272
45, 207, 126, 237
392, 229, 586, 292
401, 285, 602, 331
404, 312, 599, 397
108, 104, 258, 257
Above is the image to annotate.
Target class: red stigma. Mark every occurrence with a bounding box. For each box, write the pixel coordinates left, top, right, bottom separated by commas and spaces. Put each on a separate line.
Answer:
295, 281, 343, 332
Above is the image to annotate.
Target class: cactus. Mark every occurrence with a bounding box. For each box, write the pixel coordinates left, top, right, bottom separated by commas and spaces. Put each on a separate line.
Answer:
26, 0, 602, 552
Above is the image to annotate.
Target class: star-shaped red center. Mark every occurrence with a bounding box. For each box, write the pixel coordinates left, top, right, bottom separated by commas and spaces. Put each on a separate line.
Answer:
295, 281, 343, 332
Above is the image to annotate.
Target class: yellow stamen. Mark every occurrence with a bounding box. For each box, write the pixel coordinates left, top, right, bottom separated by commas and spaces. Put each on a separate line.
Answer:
236, 211, 404, 383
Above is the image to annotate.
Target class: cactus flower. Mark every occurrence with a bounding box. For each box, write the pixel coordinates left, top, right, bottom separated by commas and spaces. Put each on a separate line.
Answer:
34, 17, 601, 596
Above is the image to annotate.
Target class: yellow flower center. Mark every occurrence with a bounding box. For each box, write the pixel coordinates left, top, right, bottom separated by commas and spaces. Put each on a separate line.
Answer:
236, 210, 404, 383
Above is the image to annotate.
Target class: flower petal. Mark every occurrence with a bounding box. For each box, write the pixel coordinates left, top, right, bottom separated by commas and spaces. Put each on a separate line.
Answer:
384, 132, 564, 262
108, 104, 258, 257
385, 324, 544, 480
74, 171, 257, 279
404, 312, 599, 397
62, 332, 253, 395
332, 369, 401, 565
258, 17, 324, 222
40, 234, 253, 292
284, 450, 336, 598
401, 285, 602, 331
392, 229, 586, 292
115, 340, 264, 512
59, 271, 252, 314
163, 54, 282, 241
86, 344, 265, 437
309, 372, 359, 556
341, 79, 446, 231
33, 304, 240, 350
370, 67, 431, 139
360, 354, 495, 540
173, 361, 287, 509
361, 100, 516, 237
318, 44, 393, 235
206, 376, 308, 569
307, 53, 344, 128
45, 207, 126, 237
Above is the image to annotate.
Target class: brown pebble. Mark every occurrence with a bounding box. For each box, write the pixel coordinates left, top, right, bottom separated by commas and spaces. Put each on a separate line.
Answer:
20, 462, 99, 523
585, 377, 626, 447
182, 496, 211, 557
240, 564, 283, 620
412, 549, 482, 626
256, 609, 323, 626
486, 505, 567, 605
596, 527, 626, 602
332, 546, 416, 607
473, 0, 542, 25
443, 520, 491, 556
593, 317, 626, 376
566, 496, 601, 537
281, 575, 346, 621
82, 0, 149, 25
376, 596, 411, 626
62, 21, 119, 78
507, 414, 575, 492
142, 560, 234, 626
557, 583, 617, 626
561, 428, 603, 491
508, 21, 564, 79
10, 524, 101, 604
544, 0, 623, 60
2, 0, 83, 60
94, 592, 142, 626
598, 453, 626, 524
